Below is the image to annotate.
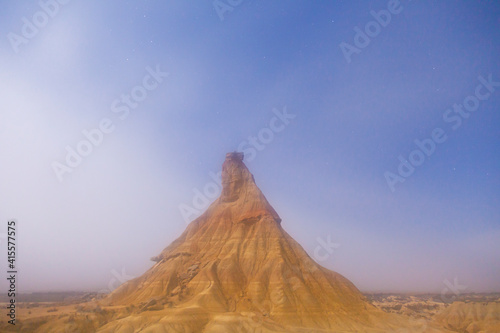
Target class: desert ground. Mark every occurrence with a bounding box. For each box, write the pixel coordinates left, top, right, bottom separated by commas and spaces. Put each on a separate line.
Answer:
2, 292, 499, 332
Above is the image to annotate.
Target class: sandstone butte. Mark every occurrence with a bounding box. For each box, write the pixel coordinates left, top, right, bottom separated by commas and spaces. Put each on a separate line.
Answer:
17, 152, 462, 332
97, 152, 420, 333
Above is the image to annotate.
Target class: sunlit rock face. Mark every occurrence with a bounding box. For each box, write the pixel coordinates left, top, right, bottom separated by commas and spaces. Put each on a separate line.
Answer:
42, 153, 406, 332
221, 152, 246, 202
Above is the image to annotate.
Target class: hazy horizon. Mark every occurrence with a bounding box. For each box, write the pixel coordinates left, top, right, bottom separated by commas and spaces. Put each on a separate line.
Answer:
1, 0, 499, 296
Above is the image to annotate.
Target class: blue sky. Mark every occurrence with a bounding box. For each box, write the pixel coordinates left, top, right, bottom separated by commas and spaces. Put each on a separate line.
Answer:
0, 0, 499, 293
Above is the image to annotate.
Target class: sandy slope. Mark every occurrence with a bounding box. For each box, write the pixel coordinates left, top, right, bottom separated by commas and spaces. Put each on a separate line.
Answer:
432, 302, 500, 333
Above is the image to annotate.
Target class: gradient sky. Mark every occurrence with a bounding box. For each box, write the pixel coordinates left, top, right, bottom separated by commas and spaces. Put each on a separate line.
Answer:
1, 0, 499, 294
